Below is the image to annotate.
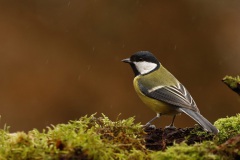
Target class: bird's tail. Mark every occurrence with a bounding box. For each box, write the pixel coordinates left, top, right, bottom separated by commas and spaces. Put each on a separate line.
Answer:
180, 108, 219, 134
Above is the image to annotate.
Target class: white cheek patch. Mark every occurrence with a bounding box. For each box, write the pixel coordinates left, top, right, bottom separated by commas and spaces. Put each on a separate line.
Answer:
134, 61, 157, 74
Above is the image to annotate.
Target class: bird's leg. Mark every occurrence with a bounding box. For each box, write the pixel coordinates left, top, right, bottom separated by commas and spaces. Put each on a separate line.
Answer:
165, 115, 177, 129
143, 113, 161, 128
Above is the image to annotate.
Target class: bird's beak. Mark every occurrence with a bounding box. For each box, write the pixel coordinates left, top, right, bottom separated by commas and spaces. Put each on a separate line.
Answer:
121, 58, 131, 63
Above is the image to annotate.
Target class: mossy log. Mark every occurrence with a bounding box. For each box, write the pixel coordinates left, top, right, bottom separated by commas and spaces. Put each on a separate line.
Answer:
0, 114, 240, 160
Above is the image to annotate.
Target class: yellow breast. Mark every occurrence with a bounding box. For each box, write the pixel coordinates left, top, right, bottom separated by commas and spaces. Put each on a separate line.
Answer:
133, 76, 179, 115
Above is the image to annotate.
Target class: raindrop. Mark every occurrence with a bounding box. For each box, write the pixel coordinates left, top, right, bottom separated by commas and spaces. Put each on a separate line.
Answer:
87, 65, 91, 71
174, 45, 177, 50
78, 75, 81, 80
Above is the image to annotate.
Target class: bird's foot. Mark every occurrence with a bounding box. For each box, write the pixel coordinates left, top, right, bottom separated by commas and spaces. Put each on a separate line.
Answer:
165, 125, 177, 129
142, 123, 156, 129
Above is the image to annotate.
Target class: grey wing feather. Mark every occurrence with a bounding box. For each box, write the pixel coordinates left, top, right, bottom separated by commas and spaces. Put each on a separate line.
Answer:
138, 82, 219, 134
139, 83, 198, 112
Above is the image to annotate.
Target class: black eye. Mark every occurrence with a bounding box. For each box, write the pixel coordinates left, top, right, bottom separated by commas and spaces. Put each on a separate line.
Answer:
139, 58, 143, 61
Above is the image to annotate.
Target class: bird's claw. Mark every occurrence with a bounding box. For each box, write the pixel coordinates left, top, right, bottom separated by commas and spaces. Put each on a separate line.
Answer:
142, 123, 156, 129
165, 125, 177, 129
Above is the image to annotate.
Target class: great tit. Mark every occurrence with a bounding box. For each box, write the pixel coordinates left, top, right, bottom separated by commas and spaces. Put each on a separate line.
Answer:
122, 51, 218, 134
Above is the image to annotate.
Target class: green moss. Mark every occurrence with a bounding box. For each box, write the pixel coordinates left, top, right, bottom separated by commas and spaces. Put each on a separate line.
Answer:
150, 142, 220, 160
222, 75, 240, 88
0, 114, 239, 159
222, 75, 240, 95
0, 114, 149, 160
214, 114, 240, 144
216, 134, 240, 159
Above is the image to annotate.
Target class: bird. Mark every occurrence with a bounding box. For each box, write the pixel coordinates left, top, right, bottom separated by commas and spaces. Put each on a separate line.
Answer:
122, 51, 218, 134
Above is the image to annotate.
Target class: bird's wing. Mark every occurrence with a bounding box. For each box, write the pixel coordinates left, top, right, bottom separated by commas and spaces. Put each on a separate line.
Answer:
139, 82, 199, 112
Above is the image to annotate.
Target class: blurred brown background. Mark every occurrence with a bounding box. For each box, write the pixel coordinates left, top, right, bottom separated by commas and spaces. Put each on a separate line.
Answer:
0, 0, 239, 132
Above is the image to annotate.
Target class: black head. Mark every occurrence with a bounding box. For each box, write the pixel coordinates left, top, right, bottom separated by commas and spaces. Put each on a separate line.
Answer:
122, 51, 160, 76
